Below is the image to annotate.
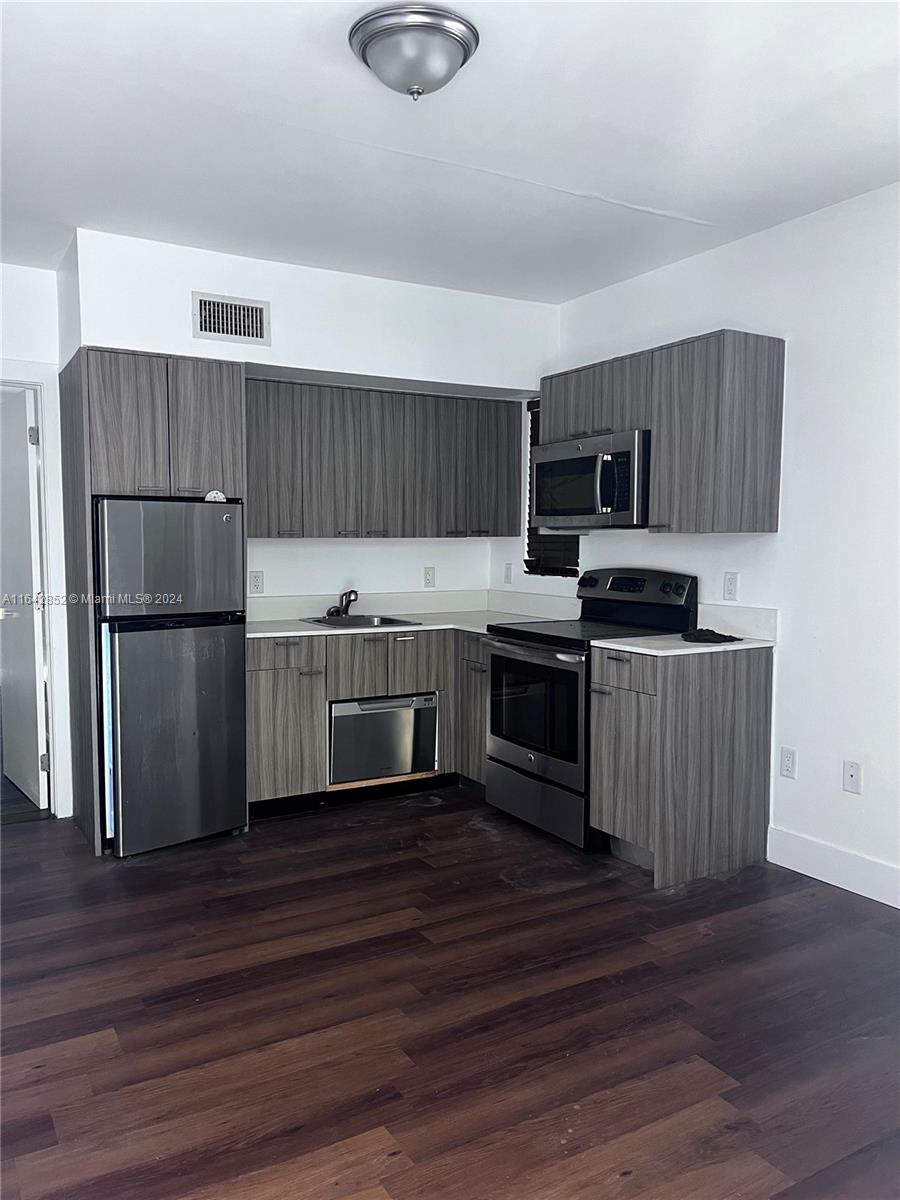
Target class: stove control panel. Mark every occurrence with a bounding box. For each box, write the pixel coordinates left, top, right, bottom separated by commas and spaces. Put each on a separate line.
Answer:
577, 567, 697, 608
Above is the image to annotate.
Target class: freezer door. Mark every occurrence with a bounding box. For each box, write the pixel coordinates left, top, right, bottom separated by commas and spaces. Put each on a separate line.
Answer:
103, 618, 246, 855
96, 498, 244, 618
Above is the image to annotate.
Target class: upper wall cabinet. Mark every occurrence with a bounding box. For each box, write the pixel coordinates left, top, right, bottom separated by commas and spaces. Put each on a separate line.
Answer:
87, 350, 170, 495
245, 382, 522, 539
168, 358, 244, 499
649, 331, 784, 533
539, 330, 784, 534
246, 380, 304, 537
85, 349, 245, 501
539, 351, 653, 445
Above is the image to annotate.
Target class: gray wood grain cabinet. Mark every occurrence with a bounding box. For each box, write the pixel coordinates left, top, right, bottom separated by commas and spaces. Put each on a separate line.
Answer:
245, 382, 522, 541
246, 380, 303, 537
246, 638, 327, 801
539, 351, 652, 445
87, 350, 170, 495
388, 630, 455, 694
465, 399, 522, 536
589, 646, 773, 889
457, 654, 488, 784
168, 358, 244, 498
326, 633, 389, 700
649, 330, 784, 533
246, 667, 327, 801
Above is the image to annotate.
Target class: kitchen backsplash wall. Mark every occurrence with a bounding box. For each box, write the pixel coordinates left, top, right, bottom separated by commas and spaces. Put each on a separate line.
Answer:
247, 537, 492, 599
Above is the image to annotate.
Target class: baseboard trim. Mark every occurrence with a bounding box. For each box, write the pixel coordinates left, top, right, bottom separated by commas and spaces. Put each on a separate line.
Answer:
768, 826, 900, 909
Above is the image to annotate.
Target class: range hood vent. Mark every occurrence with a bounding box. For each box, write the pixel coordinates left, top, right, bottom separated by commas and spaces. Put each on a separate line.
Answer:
192, 292, 271, 345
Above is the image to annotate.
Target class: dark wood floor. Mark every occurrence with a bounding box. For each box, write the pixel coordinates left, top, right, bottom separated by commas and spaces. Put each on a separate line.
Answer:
1, 776, 47, 826
2, 784, 898, 1200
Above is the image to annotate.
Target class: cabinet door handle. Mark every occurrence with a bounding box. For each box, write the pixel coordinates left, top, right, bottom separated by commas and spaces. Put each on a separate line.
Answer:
176, 486, 206, 495
469, 529, 490, 536
445, 530, 466, 537
363, 634, 387, 642
365, 530, 387, 537
337, 530, 360, 537
468, 662, 487, 674
591, 685, 614, 695
277, 529, 302, 536
393, 635, 416, 642
298, 667, 324, 676
274, 639, 300, 646
136, 486, 167, 494
606, 654, 629, 662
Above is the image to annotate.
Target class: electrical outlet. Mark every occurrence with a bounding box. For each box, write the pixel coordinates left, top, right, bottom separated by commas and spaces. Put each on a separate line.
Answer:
842, 759, 863, 795
248, 570, 265, 595
423, 566, 435, 589
504, 562, 513, 585
780, 746, 797, 780
723, 571, 739, 602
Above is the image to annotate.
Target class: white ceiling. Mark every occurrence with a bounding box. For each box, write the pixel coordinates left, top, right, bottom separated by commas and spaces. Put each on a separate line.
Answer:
2, 1, 897, 302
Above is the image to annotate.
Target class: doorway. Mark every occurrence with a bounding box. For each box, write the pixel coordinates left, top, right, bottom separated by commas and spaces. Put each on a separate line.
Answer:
0, 381, 51, 823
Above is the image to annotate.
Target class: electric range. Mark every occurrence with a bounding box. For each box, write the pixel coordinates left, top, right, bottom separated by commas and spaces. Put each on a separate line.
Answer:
482, 567, 698, 847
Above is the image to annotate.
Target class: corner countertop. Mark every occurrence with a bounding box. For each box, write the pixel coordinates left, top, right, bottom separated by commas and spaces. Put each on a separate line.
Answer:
246, 610, 534, 639
590, 634, 775, 657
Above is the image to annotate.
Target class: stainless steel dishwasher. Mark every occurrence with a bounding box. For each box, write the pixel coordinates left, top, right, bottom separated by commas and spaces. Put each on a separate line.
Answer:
329, 694, 439, 786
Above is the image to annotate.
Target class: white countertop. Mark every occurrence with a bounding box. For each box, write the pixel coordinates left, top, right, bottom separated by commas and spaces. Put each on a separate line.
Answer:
246, 610, 534, 639
590, 633, 775, 656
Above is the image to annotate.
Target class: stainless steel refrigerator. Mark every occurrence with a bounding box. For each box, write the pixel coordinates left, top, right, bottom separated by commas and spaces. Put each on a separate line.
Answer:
96, 498, 246, 856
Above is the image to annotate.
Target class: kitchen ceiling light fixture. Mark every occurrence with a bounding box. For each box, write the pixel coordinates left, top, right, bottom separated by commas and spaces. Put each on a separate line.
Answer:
349, 5, 479, 101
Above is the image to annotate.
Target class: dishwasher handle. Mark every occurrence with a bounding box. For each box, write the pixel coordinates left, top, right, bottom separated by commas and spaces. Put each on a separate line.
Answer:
357, 696, 415, 712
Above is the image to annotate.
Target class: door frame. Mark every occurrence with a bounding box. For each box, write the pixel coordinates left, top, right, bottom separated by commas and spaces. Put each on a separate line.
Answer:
1, 373, 63, 815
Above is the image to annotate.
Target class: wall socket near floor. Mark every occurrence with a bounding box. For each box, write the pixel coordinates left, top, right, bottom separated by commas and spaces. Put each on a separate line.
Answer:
248, 570, 265, 595
723, 571, 740, 602
423, 566, 435, 589
842, 760, 864, 795
780, 746, 798, 779
504, 562, 513, 584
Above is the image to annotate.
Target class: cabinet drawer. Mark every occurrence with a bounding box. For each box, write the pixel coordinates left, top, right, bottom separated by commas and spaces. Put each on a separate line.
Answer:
460, 631, 487, 665
389, 629, 455, 694
591, 648, 657, 695
247, 637, 326, 672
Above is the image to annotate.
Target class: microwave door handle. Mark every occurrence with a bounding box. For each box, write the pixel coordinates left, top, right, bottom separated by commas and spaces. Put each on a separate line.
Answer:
596, 453, 613, 517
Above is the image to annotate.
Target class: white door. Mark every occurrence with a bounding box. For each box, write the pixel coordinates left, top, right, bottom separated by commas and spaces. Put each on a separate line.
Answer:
0, 384, 49, 808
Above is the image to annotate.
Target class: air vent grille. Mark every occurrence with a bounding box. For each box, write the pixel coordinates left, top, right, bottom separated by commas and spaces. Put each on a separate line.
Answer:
192, 291, 271, 345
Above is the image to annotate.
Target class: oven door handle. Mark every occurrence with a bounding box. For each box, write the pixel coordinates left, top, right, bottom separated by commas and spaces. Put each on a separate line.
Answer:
483, 638, 587, 666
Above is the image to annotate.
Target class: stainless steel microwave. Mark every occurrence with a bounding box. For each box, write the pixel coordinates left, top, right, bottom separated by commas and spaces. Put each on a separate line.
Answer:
531, 429, 651, 530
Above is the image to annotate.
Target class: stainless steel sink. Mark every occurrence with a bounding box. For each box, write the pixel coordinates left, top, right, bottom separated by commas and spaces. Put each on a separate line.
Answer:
306, 614, 420, 628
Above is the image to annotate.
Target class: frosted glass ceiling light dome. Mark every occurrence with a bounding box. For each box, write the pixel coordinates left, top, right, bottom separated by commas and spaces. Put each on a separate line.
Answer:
349, 6, 479, 101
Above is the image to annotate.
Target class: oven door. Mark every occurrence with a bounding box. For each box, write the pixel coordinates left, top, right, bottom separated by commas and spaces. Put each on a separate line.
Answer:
485, 638, 586, 792
530, 435, 607, 529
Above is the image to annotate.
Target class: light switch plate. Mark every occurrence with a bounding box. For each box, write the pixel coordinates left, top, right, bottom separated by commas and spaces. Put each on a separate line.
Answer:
249, 570, 264, 595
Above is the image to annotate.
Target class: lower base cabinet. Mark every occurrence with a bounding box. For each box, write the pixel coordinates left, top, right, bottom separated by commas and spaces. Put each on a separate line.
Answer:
589, 646, 773, 889
457, 654, 488, 784
247, 666, 327, 801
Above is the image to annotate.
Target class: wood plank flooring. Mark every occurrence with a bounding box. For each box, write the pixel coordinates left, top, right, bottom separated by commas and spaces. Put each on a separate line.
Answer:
2, 784, 898, 1199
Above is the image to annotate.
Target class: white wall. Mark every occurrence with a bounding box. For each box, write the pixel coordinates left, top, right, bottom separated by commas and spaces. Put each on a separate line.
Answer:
493, 183, 900, 904
250, 537, 491, 602
0, 264, 73, 819
1, 264, 59, 363
73, 229, 559, 387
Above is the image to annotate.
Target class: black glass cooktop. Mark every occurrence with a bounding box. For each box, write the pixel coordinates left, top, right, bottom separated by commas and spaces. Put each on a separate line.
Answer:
486, 619, 665, 652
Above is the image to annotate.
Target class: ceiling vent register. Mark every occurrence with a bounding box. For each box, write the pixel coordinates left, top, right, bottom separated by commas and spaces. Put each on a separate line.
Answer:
191, 292, 271, 345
